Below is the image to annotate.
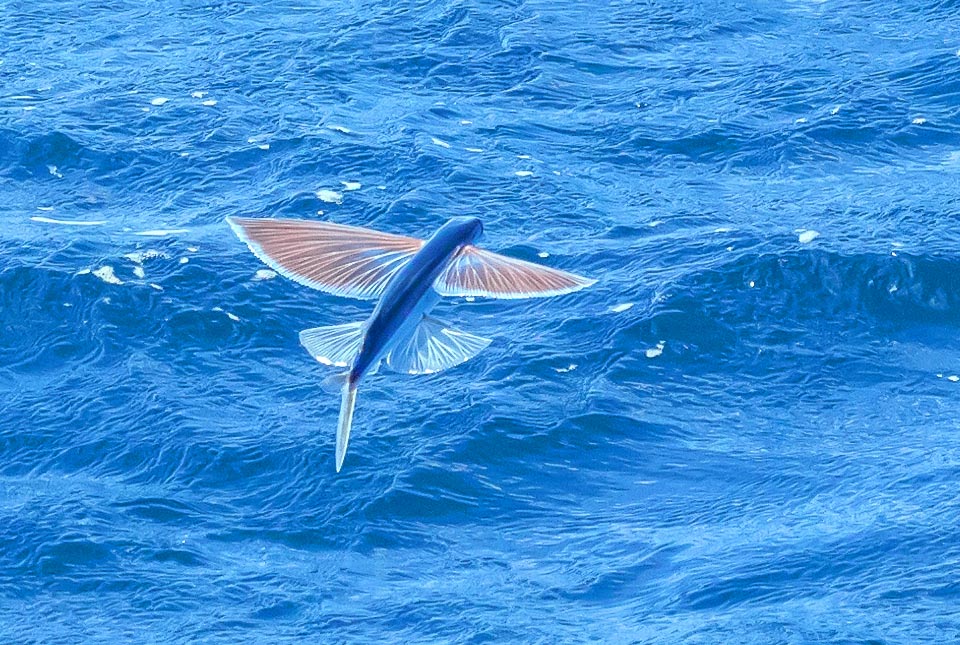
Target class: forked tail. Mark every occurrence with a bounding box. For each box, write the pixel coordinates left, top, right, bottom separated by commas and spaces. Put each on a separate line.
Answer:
336, 381, 358, 472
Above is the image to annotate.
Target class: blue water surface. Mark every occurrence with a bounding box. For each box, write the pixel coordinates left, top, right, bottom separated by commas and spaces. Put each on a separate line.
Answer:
3, 0, 960, 642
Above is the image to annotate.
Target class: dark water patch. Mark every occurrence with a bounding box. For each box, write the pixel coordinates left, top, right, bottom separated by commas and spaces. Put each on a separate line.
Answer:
884, 51, 960, 108
0, 128, 166, 185
207, 527, 340, 553
251, 599, 300, 621
36, 537, 117, 576
0, 264, 174, 374
678, 520, 960, 613
149, 548, 206, 568
111, 497, 201, 525
618, 249, 960, 375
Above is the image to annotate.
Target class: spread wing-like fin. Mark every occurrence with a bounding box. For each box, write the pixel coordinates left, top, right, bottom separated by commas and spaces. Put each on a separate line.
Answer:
299, 321, 366, 368
433, 245, 595, 299
386, 317, 491, 375
228, 217, 424, 300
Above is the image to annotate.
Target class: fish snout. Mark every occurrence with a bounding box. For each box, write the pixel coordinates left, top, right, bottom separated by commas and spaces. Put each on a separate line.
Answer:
457, 216, 483, 241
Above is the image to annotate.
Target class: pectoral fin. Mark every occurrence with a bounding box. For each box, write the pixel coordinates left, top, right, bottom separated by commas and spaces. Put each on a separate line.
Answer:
433, 244, 595, 299
386, 317, 491, 375
228, 217, 424, 300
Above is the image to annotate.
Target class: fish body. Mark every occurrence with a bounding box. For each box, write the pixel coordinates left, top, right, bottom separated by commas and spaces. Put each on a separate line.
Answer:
352, 216, 483, 384
227, 215, 593, 471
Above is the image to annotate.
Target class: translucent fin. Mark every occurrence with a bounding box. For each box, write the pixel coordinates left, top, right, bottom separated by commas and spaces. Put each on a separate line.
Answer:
228, 217, 424, 300
386, 317, 491, 375
336, 383, 357, 472
433, 245, 595, 299
321, 371, 349, 395
299, 321, 365, 368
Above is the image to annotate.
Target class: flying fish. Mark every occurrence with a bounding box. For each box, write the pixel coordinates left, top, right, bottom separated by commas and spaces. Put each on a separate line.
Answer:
227, 216, 594, 471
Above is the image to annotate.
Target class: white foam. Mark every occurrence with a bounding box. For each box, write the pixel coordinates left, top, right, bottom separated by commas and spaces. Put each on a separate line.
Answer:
798, 230, 820, 244
795, 117, 807, 124
431, 137, 451, 148
912, 117, 927, 125
465, 147, 484, 153
150, 283, 163, 291
202, 99, 217, 107
186, 246, 198, 253
135, 229, 188, 236
341, 181, 361, 191
327, 124, 351, 134
253, 269, 277, 281
93, 266, 123, 285
150, 97, 169, 106
257, 143, 269, 150
47, 165, 62, 178
950, 375, 960, 383
537, 251, 550, 258
316, 190, 343, 204
179, 257, 189, 264
645, 342, 665, 359
23, 106, 36, 112
36, 206, 54, 211
517, 154, 532, 159
555, 363, 578, 373
648, 220, 663, 227
831, 105, 841, 115
460, 120, 472, 125
515, 170, 533, 177
191, 91, 206, 98
609, 302, 634, 313
124, 250, 168, 263
31, 216, 105, 226
749, 281, 756, 288
133, 266, 145, 279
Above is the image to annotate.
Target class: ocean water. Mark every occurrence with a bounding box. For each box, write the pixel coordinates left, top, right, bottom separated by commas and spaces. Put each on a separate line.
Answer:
3, 0, 960, 642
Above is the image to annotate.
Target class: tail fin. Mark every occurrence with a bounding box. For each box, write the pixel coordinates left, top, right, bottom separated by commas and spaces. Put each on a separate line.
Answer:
336, 381, 358, 472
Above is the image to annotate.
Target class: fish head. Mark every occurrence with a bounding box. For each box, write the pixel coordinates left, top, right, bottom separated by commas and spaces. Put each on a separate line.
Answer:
443, 216, 484, 244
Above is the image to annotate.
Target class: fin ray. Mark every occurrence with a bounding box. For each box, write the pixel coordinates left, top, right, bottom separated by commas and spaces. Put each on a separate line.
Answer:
433, 245, 595, 299
228, 217, 424, 300
386, 317, 491, 374
299, 321, 365, 368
